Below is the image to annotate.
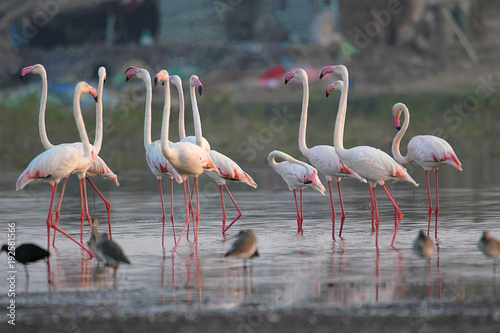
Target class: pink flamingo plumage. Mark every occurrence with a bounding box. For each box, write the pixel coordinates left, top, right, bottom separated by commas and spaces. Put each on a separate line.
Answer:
268, 150, 326, 234
16, 81, 100, 257
154, 69, 219, 252
125, 67, 183, 248
171, 75, 257, 236
285, 68, 366, 239
322, 66, 418, 247
391, 102, 462, 239
21, 65, 118, 242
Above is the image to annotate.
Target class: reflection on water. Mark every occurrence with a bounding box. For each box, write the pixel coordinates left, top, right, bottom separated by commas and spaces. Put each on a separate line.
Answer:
1, 165, 499, 312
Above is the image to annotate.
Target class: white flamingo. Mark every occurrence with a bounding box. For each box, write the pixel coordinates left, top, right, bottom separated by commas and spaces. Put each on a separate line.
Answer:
391, 102, 462, 238
284, 68, 365, 239
171, 75, 257, 235
268, 150, 326, 234
16, 81, 100, 257
125, 66, 183, 248
154, 69, 219, 252
321, 65, 417, 247
21, 65, 119, 241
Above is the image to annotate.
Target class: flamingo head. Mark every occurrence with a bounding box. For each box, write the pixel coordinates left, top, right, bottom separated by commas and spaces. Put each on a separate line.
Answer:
284, 70, 296, 84
76, 82, 98, 102
98, 66, 107, 84
189, 75, 203, 95
392, 103, 405, 130
154, 70, 169, 87
169, 75, 182, 88
285, 69, 308, 84
325, 80, 344, 97
124, 66, 141, 81
319, 65, 347, 79
20, 64, 44, 79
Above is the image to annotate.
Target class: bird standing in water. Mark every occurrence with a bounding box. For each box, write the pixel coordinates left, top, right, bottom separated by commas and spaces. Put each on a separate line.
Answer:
413, 230, 434, 259
1, 243, 50, 289
225, 230, 259, 260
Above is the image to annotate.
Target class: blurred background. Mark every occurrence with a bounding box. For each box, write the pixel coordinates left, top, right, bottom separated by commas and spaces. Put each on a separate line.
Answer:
1, 0, 499, 187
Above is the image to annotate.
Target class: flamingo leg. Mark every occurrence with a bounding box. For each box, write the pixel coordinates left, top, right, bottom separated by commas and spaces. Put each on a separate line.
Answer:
383, 185, 400, 230
79, 178, 85, 243
435, 169, 439, 239
194, 177, 201, 248
425, 170, 433, 237
219, 185, 227, 234
86, 177, 112, 239
82, 177, 92, 227
158, 178, 167, 248
222, 184, 244, 234
52, 177, 68, 246
173, 181, 191, 252
300, 188, 304, 234
337, 181, 346, 238
382, 184, 403, 247
170, 178, 176, 245
372, 186, 380, 247
293, 189, 301, 234
47, 184, 94, 258
328, 180, 336, 240
368, 185, 375, 233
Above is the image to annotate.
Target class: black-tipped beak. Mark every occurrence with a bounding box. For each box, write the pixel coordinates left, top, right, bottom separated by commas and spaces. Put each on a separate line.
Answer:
103, 78, 106, 85
20, 75, 23, 80
94, 96, 98, 103
124, 67, 133, 74
395, 126, 401, 131
198, 86, 202, 95
319, 73, 324, 80
126, 77, 130, 82
154, 76, 159, 87
326, 91, 330, 98
284, 78, 289, 85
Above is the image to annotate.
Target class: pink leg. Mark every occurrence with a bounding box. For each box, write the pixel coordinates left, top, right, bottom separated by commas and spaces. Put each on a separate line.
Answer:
372, 187, 380, 247
425, 170, 433, 237
173, 181, 191, 252
337, 181, 346, 238
382, 184, 404, 247
293, 189, 301, 234
87, 177, 112, 239
222, 184, 243, 234
219, 185, 227, 234
299, 188, 304, 234
158, 178, 167, 248
383, 185, 400, 230
82, 177, 92, 227
170, 178, 176, 245
327, 180, 336, 239
194, 177, 201, 248
434, 169, 439, 239
52, 177, 68, 246
79, 179, 85, 243
368, 185, 375, 233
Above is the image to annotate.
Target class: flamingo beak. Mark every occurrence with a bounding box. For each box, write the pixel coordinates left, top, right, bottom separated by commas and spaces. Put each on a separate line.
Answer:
20, 66, 35, 79
325, 85, 334, 97
284, 72, 295, 84
154, 76, 159, 87
319, 66, 335, 79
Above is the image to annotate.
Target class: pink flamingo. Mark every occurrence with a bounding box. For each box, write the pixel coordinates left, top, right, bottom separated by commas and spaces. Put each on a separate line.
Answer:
124, 67, 183, 248
171, 75, 257, 235
285, 68, 366, 239
21, 65, 118, 242
322, 68, 418, 247
154, 69, 219, 251
268, 150, 326, 234
391, 102, 462, 238
16, 81, 100, 257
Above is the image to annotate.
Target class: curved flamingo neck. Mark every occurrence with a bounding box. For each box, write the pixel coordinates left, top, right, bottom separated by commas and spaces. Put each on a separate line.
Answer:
175, 79, 186, 140
160, 76, 173, 159
268, 150, 310, 171
190, 83, 203, 147
38, 68, 53, 149
142, 71, 153, 150
297, 75, 310, 158
333, 79, 348, 156
391, 105, 411, 164
93, 69, 105, 153
73, 86, 92, 157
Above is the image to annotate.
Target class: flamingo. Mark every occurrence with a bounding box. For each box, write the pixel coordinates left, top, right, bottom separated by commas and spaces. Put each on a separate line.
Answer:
321, 66, 418, 247
154, 69, 219, 251
267, 150, 326, 234
124, 66, 183, 248
391, 102, 462, 239
171, 75, 257, 236
21, 65, 119, 241
16, 81, 100, 258
284, 68, 366, 239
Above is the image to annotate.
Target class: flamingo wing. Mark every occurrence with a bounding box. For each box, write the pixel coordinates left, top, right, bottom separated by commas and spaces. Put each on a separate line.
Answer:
206, 150, 257, 188
87, 156, 120, 186
146, 141, 183, 183
277, 161, 326, 194
308, 145, 366, 182
408, 135, 462, 171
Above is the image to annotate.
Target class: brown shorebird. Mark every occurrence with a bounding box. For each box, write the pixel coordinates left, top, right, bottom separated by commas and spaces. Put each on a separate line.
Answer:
413, 230, 434, 259
88, 219, 130, 278
225, 230, 259, 260
478, 231, 500, 259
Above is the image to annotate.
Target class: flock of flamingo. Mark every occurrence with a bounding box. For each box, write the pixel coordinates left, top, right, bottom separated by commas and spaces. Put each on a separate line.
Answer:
15, 63, 463, 260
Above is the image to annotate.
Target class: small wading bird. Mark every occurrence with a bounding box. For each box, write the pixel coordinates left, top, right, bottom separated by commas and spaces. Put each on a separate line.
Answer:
225, 230, 259, 261
284, 68, 366, 239
391, 103, 462, 239
478, 231, 500, 275
1, 243, 50, 284
321, 65, 418, 248
413, 230, 434, 259
88, 219, 130, 278
16, 81, 101, 258
268, 150, 326, 234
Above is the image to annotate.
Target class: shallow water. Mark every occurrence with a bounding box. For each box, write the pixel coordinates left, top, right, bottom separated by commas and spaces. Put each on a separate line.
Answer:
1, 163, 500, 314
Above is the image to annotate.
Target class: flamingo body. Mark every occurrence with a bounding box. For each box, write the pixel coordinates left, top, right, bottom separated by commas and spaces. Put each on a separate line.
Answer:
405, 135, 461, 171
206, 150, 257, 187
145, 140, 183, 182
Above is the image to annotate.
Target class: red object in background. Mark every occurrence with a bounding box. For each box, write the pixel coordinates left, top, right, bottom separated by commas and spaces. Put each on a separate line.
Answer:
259, 65, 286, 88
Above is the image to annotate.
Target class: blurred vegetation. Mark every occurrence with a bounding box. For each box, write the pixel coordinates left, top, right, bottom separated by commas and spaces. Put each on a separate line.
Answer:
2, 87, 499, 174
